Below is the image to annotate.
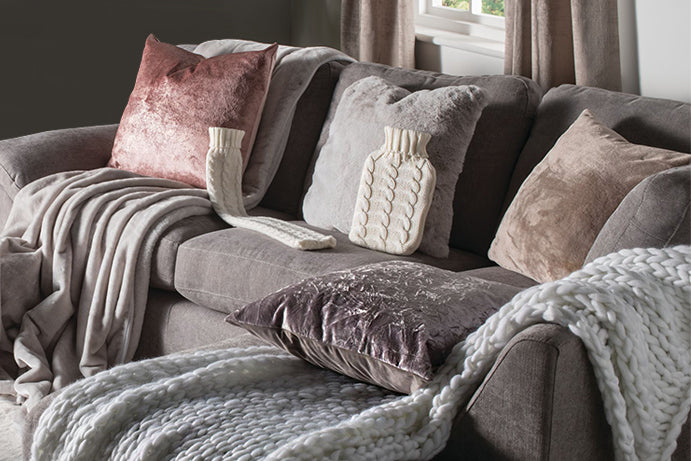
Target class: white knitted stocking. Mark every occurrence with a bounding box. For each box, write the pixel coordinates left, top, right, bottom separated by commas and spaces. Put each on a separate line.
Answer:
206, 127, 336, 250
350, 126, 436, 255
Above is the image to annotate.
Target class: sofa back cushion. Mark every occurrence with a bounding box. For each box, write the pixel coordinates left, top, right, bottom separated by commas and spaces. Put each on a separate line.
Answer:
585, 165, 691, 264
304, 63, 542, 256
260, 61, 347, 216
504, 84, 691, 214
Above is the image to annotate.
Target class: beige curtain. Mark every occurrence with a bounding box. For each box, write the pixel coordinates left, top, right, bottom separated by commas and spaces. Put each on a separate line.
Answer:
505, 0, 622, 91
341, 0, 415, 68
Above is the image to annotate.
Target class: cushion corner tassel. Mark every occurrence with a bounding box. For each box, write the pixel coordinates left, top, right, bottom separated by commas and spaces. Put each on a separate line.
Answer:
206, 126, 336, 250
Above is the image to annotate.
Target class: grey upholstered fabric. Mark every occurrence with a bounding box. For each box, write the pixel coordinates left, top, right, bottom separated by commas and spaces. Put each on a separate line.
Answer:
260, 61, 347, 217
150, 214, 227, 289
504, 84, 691, 215
0, 124, 118, 226
151, 207, 293, 290
306, 64, 541, 256
135, 289, 264, 359
303, 76, 487, 258
586, 166, 691, 264
435, 324, 614, 460
175, 221, 492, 313
462, 265, 538, 289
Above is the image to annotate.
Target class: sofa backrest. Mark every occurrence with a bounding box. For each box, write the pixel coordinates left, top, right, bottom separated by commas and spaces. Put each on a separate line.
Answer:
503, 84, 691, 215
259, 61, 348, 216
303, 62, 542, 256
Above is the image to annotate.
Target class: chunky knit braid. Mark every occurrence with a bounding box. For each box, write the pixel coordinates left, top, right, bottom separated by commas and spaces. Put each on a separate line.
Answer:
206, 127, 336, 250
32, 246, 690, 461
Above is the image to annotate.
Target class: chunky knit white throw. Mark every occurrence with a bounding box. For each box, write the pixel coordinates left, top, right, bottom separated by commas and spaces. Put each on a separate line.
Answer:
350, 127, 436, 255
32, 246, 690, 461
206, 127, 336, 250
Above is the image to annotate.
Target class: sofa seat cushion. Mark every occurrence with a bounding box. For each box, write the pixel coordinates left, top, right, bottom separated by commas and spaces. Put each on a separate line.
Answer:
175, 221, 492, 314
150, 207, 292, 290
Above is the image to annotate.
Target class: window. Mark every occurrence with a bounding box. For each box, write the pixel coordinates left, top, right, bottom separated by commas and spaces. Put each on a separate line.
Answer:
416, 0, 505, 42
431, 0, 504, 18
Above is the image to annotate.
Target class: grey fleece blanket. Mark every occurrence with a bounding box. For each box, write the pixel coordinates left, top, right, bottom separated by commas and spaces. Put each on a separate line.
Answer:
0, 169, 212, 410
192, 39, 354, 209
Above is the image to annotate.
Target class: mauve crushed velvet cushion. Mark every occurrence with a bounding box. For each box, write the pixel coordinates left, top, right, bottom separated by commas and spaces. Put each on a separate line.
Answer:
109, 35, 277, 188
489, 109, 690, 283
226, 261, 520, 394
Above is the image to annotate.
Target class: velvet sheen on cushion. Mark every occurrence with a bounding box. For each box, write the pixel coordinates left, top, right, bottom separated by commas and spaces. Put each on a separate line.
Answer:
226, 261, 520, 394
489, 109, 690, 283
302, 76, 487, 258
109, 35, 277, 188
585, 165, 691, 264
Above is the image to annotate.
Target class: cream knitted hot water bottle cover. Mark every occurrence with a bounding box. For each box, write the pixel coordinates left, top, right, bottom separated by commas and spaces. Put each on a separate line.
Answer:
206, 127, 336, 250
350, 127, 436, 255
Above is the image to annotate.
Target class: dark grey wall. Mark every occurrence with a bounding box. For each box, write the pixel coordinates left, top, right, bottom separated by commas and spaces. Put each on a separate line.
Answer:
290, 0, 340, 49
0, 0, 293, 140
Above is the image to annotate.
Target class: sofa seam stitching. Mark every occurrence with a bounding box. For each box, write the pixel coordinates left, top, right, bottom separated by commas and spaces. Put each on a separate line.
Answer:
178, 246, 313, 277
545, 342, 559, 461
663, 201, 690, 246
0, 162, 21, 193
610, 179, 650, 250
176, 287, 250, 304
461, 336, 560, 416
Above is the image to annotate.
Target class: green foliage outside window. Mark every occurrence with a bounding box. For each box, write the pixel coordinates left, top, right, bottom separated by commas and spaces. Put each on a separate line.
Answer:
481, 0, 504, 16
441, 0, 504, 17
441, 0, 470, 10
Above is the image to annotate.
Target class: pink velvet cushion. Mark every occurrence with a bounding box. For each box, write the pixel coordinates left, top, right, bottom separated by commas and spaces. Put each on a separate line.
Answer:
109, 35, 277, 188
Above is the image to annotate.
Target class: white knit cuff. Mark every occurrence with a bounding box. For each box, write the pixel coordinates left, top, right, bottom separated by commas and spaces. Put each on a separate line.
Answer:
383, 126, 431, 158
208, 127, 244, 150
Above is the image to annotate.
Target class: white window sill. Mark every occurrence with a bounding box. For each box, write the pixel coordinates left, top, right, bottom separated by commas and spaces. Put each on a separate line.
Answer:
415, 25, 504, 59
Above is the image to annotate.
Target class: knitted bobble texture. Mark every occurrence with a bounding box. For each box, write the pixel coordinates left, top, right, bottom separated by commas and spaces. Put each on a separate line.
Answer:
350, 126, 436, 255
206, 127, 336, 250
32, 246, 691, 461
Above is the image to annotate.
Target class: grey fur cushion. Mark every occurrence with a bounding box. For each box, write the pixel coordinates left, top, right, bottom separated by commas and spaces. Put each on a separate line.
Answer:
302, 76, 487, 258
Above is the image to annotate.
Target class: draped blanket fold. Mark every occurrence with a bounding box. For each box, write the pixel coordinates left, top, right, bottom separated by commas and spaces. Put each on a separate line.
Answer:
0, 169, 213, 409
31, 246, 690, 461
192, 39, 354, 210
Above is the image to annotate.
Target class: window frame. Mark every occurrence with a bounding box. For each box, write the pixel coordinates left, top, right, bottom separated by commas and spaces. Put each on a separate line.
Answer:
416, 0, 505, 43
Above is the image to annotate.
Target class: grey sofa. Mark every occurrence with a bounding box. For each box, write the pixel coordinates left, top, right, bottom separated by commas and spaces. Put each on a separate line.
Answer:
1, 58, 689, 460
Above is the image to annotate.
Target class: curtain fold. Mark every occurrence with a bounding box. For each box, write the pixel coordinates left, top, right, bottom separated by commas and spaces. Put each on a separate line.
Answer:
341, 0, 415, 68
505, 0, 622, 91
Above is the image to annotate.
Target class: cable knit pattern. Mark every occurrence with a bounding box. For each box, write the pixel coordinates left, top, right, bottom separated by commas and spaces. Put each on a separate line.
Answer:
350, 127, 436, 255
32, 246, 690, 461
206, 127, 336, 250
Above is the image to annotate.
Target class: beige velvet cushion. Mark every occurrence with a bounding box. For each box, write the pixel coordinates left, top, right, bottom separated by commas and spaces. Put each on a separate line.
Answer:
489, 109, 690, 282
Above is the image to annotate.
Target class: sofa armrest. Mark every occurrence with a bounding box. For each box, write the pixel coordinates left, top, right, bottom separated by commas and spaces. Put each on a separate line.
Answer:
435, 323, 614, 461
0, 124, 118, 225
